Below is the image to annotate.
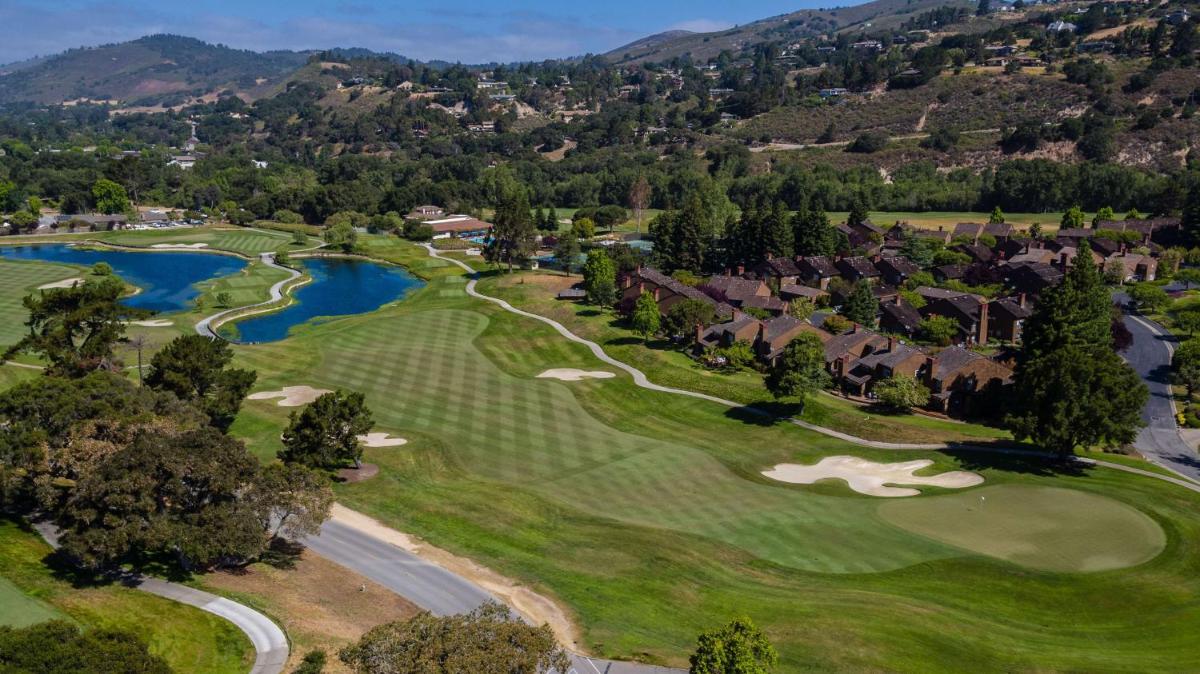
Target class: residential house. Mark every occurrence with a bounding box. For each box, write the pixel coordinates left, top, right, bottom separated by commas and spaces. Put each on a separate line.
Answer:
954, 243, 994, 265
922, 291, 989, 345
933, 264, 968, 282
797, 256, 840, 289
622, 267, 734, 323
752, 256, 802, 285
1095, 217, 1182, 246
988, 295, 1031, 343
874, 255, 920, 287
704, 275, 771, 306
407, 205, 445, 220
836, 256, 881, 284
879, 297, 924, 338
1005, 262, 1064, 296
695, 314, 762, 351
925, 347, 1014, 414
780, 284, 830, 303
756, 316, 829, 363
839, 340, 928, 396
1104, 252, 1158, 282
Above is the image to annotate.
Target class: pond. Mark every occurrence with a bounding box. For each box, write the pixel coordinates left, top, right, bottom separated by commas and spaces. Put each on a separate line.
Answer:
222, 257, 423, 343
0, 244, 246, 313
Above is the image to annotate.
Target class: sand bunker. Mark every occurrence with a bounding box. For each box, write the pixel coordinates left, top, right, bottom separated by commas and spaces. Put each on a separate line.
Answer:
358, 432, 407, 448
150, 242, 208, 249
247, 385, 331, 407
129, 319, 173, 327
37, 277, 83, 289
536, 368, 616, 382
763, 456, 984, 497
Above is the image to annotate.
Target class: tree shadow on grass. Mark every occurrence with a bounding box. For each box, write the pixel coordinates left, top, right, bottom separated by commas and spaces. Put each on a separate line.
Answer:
941, 445, 1091, 478
259, 537, 304, 571
724, 401, 798, 426
578, 309, 603, 317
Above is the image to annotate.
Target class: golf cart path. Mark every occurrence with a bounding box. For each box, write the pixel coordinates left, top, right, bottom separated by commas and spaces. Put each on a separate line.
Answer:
31, 521, 288, 674
423, 244, 1200, 494
196, 251, 305, 339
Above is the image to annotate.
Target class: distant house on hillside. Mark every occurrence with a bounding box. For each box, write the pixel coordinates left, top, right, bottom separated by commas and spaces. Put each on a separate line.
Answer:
407, 205, 445, 220
1048, 20, 1077, 32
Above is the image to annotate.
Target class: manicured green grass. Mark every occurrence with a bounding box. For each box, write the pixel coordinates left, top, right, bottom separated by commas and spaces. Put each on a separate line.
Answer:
221, 239, 1200, 671
828, 210, 1098, 232
0, 519, 251, 673
0, 575, 65, 627
479, 271, 1010, 444
0, 259, 87, 346
878, 484, 1167, 572
102, 226, 305, 255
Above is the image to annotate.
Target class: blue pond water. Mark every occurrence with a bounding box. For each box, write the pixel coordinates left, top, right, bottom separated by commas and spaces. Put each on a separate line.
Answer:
226, 257, 423, 343
0, 244, 246, 313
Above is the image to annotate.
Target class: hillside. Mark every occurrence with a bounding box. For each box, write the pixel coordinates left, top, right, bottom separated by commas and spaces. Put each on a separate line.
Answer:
0, 35, 309, 106
604, 0, 976, 63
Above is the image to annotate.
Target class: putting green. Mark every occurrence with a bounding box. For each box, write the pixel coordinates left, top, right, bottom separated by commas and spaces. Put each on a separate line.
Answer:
878, 484, 1166, 572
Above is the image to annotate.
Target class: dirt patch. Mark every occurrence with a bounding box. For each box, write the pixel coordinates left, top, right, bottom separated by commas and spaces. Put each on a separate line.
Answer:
358, 433, 407, 448
763, 456, 983, 497
37, 277, 83, 289
328, 504, 582, 650
248, 386, 332, 407
536, 369, 616, 382
336, 463, 379, 483
204, 548, 418, 673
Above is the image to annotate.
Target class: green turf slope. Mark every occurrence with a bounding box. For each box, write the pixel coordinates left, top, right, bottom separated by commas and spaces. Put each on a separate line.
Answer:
223, 253, 1200, 671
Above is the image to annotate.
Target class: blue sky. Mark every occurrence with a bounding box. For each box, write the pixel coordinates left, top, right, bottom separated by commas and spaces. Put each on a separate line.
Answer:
0, 0, 837, 65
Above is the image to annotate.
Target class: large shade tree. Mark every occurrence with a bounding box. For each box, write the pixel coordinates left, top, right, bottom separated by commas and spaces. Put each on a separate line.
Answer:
145, 335, 257, 431
279, 390, 374, 469
1007, 243, 1147, 454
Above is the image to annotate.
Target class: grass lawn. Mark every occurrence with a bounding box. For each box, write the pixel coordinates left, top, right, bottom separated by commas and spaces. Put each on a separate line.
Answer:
219, 237, 1200, 672
2, 225, 320, 257
478, 270, 1010, 445
0, 519, 251, 673
828, 210, 1098, 232
0, 259, 87, 347
0, 575, 65, 627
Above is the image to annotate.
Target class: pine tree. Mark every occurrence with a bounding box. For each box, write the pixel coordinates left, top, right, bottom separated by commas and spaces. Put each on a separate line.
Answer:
764, 200, 793, 260
1007, 243, 1148, 454
793, 205, 838, 257
841, 280, 879, 326
988, 206, 1005, 224
847, 199, 869, 227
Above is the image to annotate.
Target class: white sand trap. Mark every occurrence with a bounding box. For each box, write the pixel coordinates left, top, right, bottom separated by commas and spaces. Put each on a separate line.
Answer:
150, 242, 208, 249
536, 368, 616, 382
129, 319, 173, 327
247, 385, 331, 407
38, 277, 83, 289
358, 432, 408, 448
763, 456, 984, 497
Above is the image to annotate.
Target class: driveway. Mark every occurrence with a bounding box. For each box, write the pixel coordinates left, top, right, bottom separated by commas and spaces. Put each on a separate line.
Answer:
1117, 289, 1200, 481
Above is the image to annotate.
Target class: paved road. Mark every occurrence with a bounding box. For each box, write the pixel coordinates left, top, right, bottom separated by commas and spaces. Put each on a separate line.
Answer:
195, 251, 304, 340
31, 521, 288, 674
303, 518, 681, 674
1117, 289, 1200, 481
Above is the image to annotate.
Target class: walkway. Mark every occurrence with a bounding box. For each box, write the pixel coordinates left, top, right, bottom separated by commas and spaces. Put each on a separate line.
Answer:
31, 520, 288, 674
195, 252, 304, 339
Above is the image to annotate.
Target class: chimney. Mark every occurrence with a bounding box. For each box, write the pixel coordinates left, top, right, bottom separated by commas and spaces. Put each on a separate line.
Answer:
637, 281, 645, 295
871, 254, 882, 264
737, 264, 745, 276
998, 250, 1006, 260
895, 294, 903, 306
766, 252, 774, 260
923, 356, 936, 387
757, 322, 766, 345
978, 301, 990, 346
937, 225, 943, 232
852, 322, 859, 334
1018, 293, 1026, 309
694, 323, 703, 344
652, 287, 660, 301
1059, 252, 1069, 268
726, 267, 732, 276
887, 336, 895, 351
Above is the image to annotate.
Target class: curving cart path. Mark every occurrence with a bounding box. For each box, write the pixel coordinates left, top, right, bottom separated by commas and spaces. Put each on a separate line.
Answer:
196, 252, 304, 340
31, 521, 288, 674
